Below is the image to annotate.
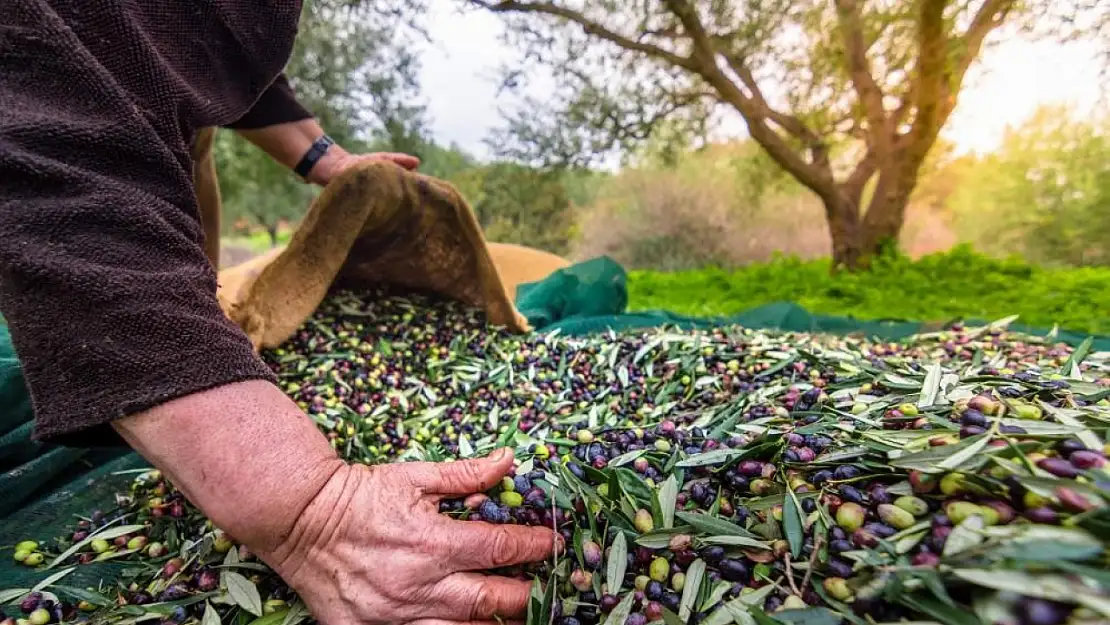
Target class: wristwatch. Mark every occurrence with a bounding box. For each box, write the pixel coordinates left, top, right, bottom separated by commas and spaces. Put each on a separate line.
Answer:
294, 134, 335, 180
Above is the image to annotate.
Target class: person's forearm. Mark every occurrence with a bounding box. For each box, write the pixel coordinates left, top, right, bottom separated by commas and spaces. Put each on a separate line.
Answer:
112, 379, 344, 555
235, 119, 351, 187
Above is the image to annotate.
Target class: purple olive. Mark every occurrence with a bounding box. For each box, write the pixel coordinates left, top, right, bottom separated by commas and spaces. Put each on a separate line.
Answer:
718, 558, 749, 582
1017, 597, 1072, 625
1056, 439, 1088, 456
700, 546, 725, 564
960, 409, 988, 427
1025, 507, 1059, 524
1069, 450, 1106, 470
739, 460, 763, 477
1037, 458, 1079, 478
20, 592, 43, 615
826, 559, 853, 578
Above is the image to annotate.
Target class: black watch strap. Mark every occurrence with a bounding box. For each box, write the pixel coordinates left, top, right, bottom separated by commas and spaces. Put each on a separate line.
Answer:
294, 134, 335, 179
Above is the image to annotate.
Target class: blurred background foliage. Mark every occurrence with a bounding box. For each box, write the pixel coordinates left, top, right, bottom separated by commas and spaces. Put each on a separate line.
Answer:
213, 0, 1110, 327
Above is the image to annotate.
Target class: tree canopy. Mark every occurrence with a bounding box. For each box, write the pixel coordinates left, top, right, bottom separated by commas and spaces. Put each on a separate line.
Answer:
465, 0, 1105, 268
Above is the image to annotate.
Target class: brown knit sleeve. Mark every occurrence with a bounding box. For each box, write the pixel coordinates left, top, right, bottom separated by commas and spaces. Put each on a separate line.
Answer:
0, 16, 277, 447
224, 74, 314, 130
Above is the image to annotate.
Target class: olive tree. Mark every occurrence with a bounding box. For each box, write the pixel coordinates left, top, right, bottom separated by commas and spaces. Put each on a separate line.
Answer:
465, 0, 1099, 269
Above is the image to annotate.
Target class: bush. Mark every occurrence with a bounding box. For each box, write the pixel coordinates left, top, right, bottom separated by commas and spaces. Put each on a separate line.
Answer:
572, 141, 956, 269
627, 245, 1110, 335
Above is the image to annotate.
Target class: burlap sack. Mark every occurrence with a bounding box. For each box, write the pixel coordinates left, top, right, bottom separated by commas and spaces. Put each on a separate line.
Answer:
218, 240, 572, 322
212, 160, 542, 350
486, 243, 572, 300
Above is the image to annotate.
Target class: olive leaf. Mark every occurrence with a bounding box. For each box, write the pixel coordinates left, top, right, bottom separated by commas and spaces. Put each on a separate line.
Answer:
701, 535, 772, 550
917, 363, 942, 407
1062, 336, 1093, 379
31, 567, 76, 593
678, 558, 705, 622
768, 607, 842, 625
606, 532, 628, 594
659, 475, 679, 530
50, 587, 113, 607
896, 593, 979, 625
245, 609, 290, 625
676, 449, 747, 468
705, 598, 758, 625
943, 515, 985, 558
0, 588, 30, 605
783, 488, 805, 559
223, 547, 240, 567
609, 449, 645, 468
888, 435, 990, 473
601, 591, 635, 625
1037, 400, 1102, 450
47, 523, 147, 569
699, 581, 734, 613
223, 571, 263, 617
459, 435, 474, 457
636, 528, 694, 549
676, 512, 753, 537
202, 602, 222, 625
986, 525, 1103, 561
951, 570, 1110, 616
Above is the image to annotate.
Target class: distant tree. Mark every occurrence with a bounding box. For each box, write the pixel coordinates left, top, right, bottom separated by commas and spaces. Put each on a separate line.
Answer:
466, 0, 1104, 269
215, 0, 430, 244
949, 105, 1110, 266
470, 163, 575, 254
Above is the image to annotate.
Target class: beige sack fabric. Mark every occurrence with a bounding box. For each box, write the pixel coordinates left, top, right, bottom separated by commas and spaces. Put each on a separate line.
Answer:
487, 243, 572, 299
219, 241, 573, 316
213, 160, 536, 351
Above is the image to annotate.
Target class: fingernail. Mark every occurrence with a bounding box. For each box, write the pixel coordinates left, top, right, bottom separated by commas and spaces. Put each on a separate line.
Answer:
554, 534, 566, 555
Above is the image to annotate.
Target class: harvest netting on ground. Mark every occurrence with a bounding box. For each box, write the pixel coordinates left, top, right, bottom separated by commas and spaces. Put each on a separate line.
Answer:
2, 285, 1110, 625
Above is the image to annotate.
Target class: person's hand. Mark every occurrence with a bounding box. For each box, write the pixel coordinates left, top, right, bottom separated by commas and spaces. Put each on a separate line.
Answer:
308, 148, 420, 186
259, 448, 559, 625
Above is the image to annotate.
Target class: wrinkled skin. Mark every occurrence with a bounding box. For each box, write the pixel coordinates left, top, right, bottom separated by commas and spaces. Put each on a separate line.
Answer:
262, 449, 560, 625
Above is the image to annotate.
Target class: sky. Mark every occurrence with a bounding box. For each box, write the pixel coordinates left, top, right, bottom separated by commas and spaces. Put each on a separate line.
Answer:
415, 1, 1104, 161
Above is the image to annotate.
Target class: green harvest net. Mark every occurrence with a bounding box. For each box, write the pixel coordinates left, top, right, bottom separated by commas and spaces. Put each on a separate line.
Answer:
3, 254, 1110, 590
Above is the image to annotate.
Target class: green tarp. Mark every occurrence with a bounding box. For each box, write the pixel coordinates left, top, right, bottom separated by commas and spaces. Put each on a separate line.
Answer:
518, 256, 1110, 350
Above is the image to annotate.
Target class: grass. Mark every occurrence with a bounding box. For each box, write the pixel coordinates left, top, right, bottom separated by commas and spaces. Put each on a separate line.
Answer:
221, 232, 292, 253
626, 245, 1110, 336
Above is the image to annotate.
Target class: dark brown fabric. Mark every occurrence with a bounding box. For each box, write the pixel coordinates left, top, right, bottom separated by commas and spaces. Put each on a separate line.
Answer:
224, 75, 312, 130
0, 0, 313, 446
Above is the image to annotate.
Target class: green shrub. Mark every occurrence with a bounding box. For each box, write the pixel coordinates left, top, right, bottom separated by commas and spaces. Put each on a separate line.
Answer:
627, 245, 1110, 335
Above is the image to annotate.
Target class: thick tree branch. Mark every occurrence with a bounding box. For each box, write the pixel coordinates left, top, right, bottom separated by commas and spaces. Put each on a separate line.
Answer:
843, 150, 878, 203
904, 0, 1014, 159
833, 0, 890, 151
477, 0, 697, 70
941, 0, 1016, 119
722, 53, 822, 146
662, 0, 836, 197
907, 0, 948, 158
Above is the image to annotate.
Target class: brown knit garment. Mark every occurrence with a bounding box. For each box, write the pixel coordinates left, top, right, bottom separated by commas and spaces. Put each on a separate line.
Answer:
0, 0, 314, 446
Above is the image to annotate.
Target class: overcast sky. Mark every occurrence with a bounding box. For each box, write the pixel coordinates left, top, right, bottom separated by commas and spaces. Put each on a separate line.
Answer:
415, 1, 1104, 161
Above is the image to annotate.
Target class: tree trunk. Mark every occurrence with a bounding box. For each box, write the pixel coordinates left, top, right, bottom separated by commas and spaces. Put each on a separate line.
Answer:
859, 170, 914, 260
265, 223, 280, 248
822, 194, 864, 270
